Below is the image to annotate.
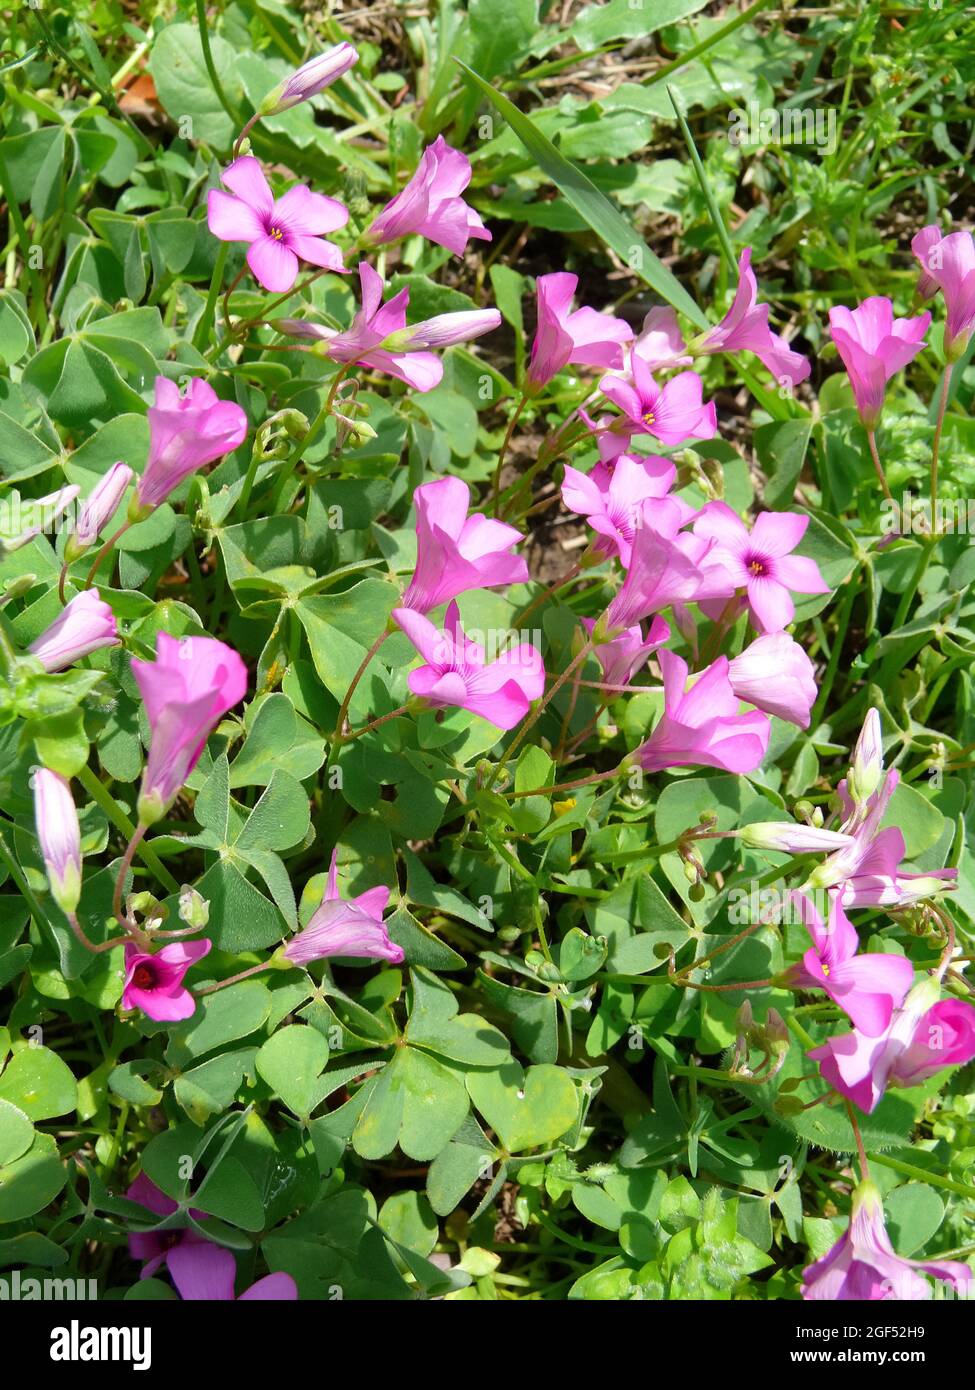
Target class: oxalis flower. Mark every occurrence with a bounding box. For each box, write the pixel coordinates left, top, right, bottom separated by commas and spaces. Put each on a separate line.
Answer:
692, 501, 829, 633
778, 890, 914, 1036
580, 614, 670, 693
727, 632, 818, 728
126, 1174, 206, 1278
527, 272, 633, 388
400, 476, 529, 614
65, 461, 133, 560
911, 223, 975, 361
28, 590, 119, 672
692, 247, 811, 389
282, 849, 403, 966
393, 601, 545, 730
279, 262, 499, 391
131, 633, 248, 825
137, 377, 248, 513
626, 650, 770, 775
802, 1180, 972, 1300
809, 975, 975, 1113
561, 453, 693, 567
33, 768, 82, 913
166, 1242, 297, 1301
598, 358, 716, 449
121, 938, 211, 1022
828, 297, 930, 430
258, 43, 358, 115
364, 135, 490, 256
207, 156, 348, 292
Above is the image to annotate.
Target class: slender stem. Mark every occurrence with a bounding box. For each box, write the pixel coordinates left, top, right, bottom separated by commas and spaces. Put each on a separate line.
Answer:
192, 241, 229, 353
221, 265, 247, 340
844, 1100, 870, 1182
492, 392, 529, 516
891, 533, 937, 630
867, 1151, 975, 1201
76, 766, 180, 894
113, 825, 146, 930
331, 628, 393, 747
344, 704, 411, 740
58, 563, 69, 604
565, 700, 609, 758
66, 910, 128, 955
483, 638, 595, 794
506, 768, 619, 800
514, 563, 584, 629
85, 520, 132, 589
556, 661, 584, 757
865, 429, 893, 503
194, 0, 239, 124
233, 112, 261, 160
196, 961, 276, 995
930, 366, 951, 524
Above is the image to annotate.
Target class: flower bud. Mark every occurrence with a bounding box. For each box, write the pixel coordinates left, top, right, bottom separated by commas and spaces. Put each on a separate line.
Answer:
257, 44, 358, 117
738, 822, 855, 854
178, 886, 210, 930
33, 769, 82, 912
848, 707, 884, 804
64, 462, 134, 561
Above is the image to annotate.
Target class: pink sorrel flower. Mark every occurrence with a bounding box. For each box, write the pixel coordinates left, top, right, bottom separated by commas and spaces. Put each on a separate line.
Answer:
527, 273, 632, 388
33, 768, 82, 913
66, 462, 133, 558
28, 590, 119, 671
694, 248, 811, 388
561, 453, 693, 566
806, 766, 957, 908
137, 378, 248, 512
126, 1173, 206, 1278
365, 135, 490, 256
802, 1180, 971, 1300
207, 156, 348, 292
393, 601, 544, 729
279, 264, 496, 390
911, 224, 975, 360
122, 938, 211, 1022
597, 500, 723, 638
628, 650, 770, 775
828, 298, 931, 429
810, 977, 975, 1113
780, 890, 913, 1036
282, 849, 403, 966
131, 633, 248, 824
599, 359, 716, 449
692, 501, 829, 633
259, 43, 358, 115
581, 614, 670, 692
167, 1241, 297, 1301
400, 476, 529, 613
848, 706, 884, 805
727, 632, 818, 728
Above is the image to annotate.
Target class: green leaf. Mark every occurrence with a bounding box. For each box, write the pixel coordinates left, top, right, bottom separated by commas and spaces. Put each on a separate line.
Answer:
255, 1026, 330, 1119
0, 1097, 34, 1165
353, 1048, 470, 1161
466, 1061, 578, 1152
0, 1046, 77, 1121
149, 24, 243, 148
885, 1184, 945, 1256
0, 1130, 66, 1222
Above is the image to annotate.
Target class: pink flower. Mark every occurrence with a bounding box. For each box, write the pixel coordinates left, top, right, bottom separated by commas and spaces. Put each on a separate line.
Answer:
630, 307, 692, 373
67, 462, 133, 557
581, 615, 670, 692
828, 297, 931, 429
807, 767, 957, 908
561, 453, 693, 567
167, 1241, 297, 1301
781, 891, 913, 1036
599, 359, 716, 449
598, 500, 724, 637
802, 1180, 971, 1300
692, 501, 829, 633
283, 849, 402, 966
727, 632, 818, 728
279, 266, 498, 390
28, 590, 119, 671
126, 1174, 206, 1276
400, 476, 529, 613
131, 633, 248, 823
260, 43, 358, 115
207, 156, 348, 292
33, 769, 82, 913
911, 224, 975, 360
122, 938, 211, 1022
365, 136, 490, 256
696, 248, 811, 388
138, 378, 248, 511
629, 649, 770, 775
279, 263, 433, 388
393, 601, 544, 730
527, 273, 632, 388
810, 978, 975, 1113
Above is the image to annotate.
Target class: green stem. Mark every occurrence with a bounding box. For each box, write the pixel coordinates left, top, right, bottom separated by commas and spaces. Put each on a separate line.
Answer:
810, 577, 856, 726
492, 392, 529, 516
483, 638, 594, 794
194, 0, 239, 124
866, 429, 893, 503
867, 1152, 975, 1201
891, 534, 937, 630
930, 366, 951, 523
76, 766, 180, 895
192, 241, 229, 353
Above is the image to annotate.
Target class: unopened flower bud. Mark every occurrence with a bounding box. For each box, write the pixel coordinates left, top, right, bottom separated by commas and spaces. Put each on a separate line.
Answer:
178, 886, 210, 930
